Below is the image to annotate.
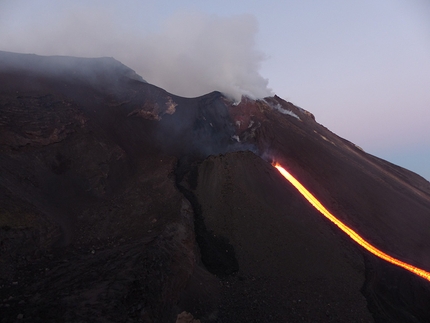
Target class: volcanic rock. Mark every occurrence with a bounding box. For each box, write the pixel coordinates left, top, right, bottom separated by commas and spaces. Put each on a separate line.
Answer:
1, 51, 430, 322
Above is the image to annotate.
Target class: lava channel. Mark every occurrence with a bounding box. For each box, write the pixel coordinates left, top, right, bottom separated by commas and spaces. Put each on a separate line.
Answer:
274, 163, 430, 282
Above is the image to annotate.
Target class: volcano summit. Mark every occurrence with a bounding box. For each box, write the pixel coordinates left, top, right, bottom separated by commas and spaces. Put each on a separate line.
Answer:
1, 51, 430, 323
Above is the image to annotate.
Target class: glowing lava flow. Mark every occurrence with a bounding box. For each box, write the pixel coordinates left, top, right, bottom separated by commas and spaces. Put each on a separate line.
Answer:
274, 163, 430, 282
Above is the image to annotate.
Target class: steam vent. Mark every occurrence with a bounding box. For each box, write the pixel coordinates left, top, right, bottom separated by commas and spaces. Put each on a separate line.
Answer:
1, 51, 430, 322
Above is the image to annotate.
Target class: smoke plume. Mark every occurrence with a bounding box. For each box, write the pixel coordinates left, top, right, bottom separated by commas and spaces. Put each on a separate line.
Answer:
0, 2, 272, 101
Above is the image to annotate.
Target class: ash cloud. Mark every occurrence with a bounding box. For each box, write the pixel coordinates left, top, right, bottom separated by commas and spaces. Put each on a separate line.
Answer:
0, 3, 272, 101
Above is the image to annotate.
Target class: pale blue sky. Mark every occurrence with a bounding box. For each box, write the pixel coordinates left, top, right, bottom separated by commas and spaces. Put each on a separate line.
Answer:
1, 0, 429, 179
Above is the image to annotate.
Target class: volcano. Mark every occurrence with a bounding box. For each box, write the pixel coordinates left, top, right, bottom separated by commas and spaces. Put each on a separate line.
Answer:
1, 51, 430, 323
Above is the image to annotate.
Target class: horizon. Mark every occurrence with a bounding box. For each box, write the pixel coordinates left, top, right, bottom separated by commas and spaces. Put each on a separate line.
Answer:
1, 0, 429, 180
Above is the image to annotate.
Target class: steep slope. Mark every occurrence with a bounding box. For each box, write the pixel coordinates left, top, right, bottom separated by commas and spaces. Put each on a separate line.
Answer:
1, 51, 430, 322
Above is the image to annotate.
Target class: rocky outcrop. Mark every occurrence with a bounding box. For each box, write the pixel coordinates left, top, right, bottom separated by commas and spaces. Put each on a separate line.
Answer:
176, 312, 201, 323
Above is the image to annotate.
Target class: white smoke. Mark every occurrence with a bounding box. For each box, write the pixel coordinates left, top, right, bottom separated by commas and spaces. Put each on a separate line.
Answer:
0, 2, 272, 101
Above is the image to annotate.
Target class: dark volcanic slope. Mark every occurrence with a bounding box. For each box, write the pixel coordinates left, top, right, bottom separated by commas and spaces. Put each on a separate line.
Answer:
1, 51, 430, 323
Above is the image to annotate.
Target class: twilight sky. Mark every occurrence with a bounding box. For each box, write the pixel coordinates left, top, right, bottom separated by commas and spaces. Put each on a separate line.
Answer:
1, 0, 429, 179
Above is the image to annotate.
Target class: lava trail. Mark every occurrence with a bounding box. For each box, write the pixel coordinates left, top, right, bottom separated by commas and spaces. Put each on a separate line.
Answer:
274, 163, 430, 282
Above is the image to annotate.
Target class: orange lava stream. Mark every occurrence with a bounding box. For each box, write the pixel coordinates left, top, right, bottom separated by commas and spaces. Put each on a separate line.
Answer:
274, 163, 430, 282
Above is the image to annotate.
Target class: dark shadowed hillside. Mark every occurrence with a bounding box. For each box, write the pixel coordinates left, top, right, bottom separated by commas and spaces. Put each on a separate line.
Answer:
1, 51, 430, 323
